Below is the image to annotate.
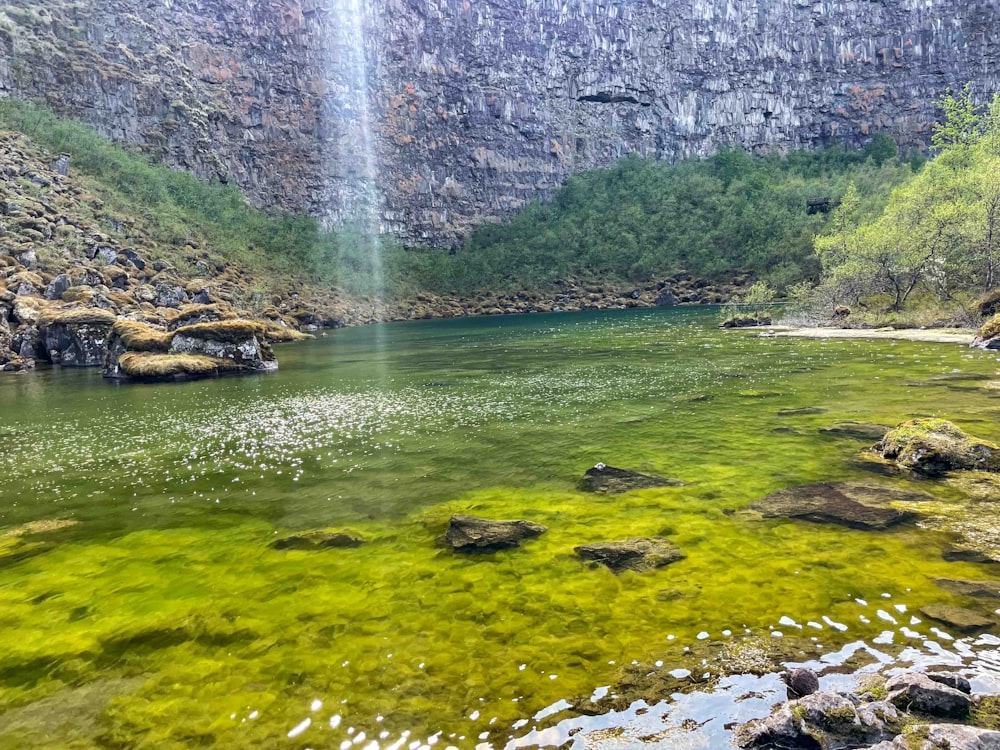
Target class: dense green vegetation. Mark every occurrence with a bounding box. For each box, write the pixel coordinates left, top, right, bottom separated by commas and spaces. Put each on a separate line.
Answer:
813, 86, 1000, 321
443, 144, 915, 292
1, 98, 924, 300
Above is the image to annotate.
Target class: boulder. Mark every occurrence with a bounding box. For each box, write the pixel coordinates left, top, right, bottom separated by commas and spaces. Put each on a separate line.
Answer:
270, 531, 364, 550
11, 324, 43, 358
750, 483, 919, 530
169, 320, 277, 373
820, 421, 892, 441
655, 289, 678, 307
15, 248, 37, 268
579, 463, 685, 494
575, 537, 684, 573
782, 668, 821, 698
885, 673, 971, 718
735, 692, 900, 749
868, 724, 1000, 750
40, 308, 115, 367
117, 248, 146, 270
926, 673, 971, 695
920, 605, 995, 633
445, 514, 547, 552
876, 419, 1000, 476
44, 274, 72, 300
155, 283, 189, 308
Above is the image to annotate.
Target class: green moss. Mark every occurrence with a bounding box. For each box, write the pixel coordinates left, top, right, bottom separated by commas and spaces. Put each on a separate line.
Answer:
879, 418, 1000, 474
972, 695, 1000, 730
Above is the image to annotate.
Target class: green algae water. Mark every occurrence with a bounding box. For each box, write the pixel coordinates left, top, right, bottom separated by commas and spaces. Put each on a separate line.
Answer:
2, 308, 1000, 749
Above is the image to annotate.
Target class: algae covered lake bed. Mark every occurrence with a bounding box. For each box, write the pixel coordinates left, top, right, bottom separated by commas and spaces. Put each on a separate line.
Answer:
2, 307, 1000, 749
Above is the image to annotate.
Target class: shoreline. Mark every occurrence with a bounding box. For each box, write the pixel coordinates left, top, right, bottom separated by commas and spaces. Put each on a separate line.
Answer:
766, 325, 977, 345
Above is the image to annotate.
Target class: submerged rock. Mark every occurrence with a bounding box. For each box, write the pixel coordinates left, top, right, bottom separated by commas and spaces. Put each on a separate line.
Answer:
885, 673, 971, 718
750, 483, 920, 530
574, 537, 684, 573
735, 691, 900, 749
820, 421, 892, 441
943, 548, 1000, 565
934, 578, 1000, 599
920, 605, 995, 633
445, 514, 547, 552
270, 531, 365, 550
869, 724, 1000, 749
876, 419, 1000, 476
579, 464, 685, 494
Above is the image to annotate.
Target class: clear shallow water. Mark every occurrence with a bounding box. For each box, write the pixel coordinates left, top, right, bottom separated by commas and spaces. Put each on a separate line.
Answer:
1, 308, 1000, 748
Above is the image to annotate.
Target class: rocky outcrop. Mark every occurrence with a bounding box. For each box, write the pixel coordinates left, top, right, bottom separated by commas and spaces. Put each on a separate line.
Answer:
445, 514, 547, 552
876, 419, 1000, 476
869, 725, 1000, 750
574, 537, 684, 574
103, 319, 280, 382
885, 672, 971, 718
2, 0, 999, 245
39, 307, 115, 366
735, 691, 901, 749
579, 464, 684, 494
750, 482, 920, 530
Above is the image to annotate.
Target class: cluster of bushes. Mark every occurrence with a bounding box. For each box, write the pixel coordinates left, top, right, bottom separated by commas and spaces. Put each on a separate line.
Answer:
811, 86, 1000, 321
425, 140, 916, 294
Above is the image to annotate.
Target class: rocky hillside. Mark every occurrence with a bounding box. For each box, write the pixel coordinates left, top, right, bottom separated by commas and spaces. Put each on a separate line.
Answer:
1, 0, 998, 246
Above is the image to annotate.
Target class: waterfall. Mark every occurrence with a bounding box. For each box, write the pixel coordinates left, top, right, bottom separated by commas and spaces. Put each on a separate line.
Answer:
327, 0, 384, 318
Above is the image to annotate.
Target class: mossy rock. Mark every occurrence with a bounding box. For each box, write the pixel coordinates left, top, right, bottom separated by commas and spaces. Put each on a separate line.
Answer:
876, 419, 1000, 476
116, 352, 244, 380
171, 319, 264, 343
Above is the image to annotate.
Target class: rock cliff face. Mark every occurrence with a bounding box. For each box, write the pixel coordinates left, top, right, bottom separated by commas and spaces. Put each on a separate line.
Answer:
1, 0, 999, 246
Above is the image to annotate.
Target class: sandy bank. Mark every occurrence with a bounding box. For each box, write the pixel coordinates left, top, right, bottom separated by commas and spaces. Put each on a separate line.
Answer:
767, 326, 976, 345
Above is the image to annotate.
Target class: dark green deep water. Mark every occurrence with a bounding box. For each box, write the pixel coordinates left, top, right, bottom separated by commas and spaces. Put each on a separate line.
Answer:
1, 308, 1000, 748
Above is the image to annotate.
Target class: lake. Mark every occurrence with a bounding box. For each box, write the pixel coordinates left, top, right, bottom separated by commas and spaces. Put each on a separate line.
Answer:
2, 307, 1000, 749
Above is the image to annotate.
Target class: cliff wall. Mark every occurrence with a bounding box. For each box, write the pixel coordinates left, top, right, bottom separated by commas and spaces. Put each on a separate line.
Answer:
2, 0, 998, 246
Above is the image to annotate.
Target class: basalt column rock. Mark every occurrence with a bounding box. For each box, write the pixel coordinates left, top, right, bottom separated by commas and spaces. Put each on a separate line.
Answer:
1, 0, 998, 246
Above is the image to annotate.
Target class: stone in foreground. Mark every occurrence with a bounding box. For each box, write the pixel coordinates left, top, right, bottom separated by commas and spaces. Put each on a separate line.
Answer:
750, 482, 919, 530
920, 604, 995, 633
445, 514, 547, 552
270, 531, 365, 550
819, 421, 891, 441
782, 668, 820, 698
868, 724, 1000, 749
735, 691, 900, 749
575, 537, 684, 573
885, 673, 971, 718
876, 419, 1000, 476
579, 464, 684, 494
